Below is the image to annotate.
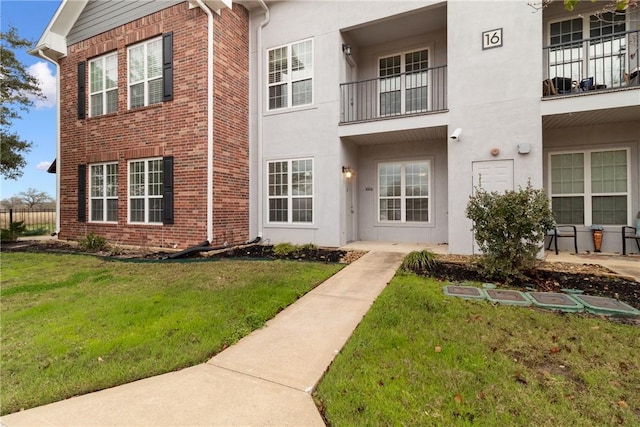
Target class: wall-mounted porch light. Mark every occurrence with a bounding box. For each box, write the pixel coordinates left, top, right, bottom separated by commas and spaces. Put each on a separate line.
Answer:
342, 43, 351, 56
342, 166, 354, 178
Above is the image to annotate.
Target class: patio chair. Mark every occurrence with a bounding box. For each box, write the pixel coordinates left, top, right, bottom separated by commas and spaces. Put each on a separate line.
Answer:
546, 225, 578, 255
621, 226, 640, 255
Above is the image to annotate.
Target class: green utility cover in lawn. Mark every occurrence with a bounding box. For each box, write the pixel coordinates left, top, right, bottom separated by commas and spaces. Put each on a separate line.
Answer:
527, 292, 584, 313
570, 294, 640, 317
485, 289, 532, 307
442, 285, 486, 299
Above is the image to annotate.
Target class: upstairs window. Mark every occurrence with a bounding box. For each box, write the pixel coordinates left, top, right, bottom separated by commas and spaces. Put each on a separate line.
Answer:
548, 11, 627, 88
128, 38, 163, 109
267, 39, 313, 110
89, 53, 118, 117
379, 49, 429, 116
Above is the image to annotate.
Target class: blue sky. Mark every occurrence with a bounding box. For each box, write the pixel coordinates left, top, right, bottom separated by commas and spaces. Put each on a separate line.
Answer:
1, 0, 62, 200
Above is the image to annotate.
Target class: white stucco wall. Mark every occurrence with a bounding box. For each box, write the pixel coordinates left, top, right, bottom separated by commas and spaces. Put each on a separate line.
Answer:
446, 1, 544, 254
248, 1, 447, 247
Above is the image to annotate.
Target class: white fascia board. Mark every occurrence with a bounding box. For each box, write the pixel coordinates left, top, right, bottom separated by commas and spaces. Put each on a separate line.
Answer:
28, 0, 88, 59
188, 0, 232, 13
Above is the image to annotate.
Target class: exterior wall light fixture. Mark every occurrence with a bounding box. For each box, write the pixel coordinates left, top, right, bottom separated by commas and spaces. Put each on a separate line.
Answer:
342, 44, 351, 56
342, 166, 353, 178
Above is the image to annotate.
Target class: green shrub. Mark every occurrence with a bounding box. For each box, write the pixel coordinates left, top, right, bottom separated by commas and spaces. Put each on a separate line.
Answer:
1, 221, 26, 242
465, 182, 554, 283
273, 242, 300, 257
300, 243, 318, 251
21, 226, 51, 237
401, 250, 437, 273
78, 232, 108, 252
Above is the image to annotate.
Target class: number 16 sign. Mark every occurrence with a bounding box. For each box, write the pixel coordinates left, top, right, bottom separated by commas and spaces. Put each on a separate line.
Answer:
482, 28, 503, 50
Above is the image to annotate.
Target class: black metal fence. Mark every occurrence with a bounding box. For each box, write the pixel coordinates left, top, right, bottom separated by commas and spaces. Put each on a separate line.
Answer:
0, 208, 56, 235
543, 29, 639, 96
340, 65, 448, 124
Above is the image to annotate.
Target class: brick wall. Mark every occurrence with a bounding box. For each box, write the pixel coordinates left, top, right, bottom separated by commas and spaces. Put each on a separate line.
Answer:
57, 2, 249, 249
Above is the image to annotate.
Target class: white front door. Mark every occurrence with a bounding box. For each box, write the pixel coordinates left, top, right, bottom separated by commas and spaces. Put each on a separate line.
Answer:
471, 160, 514, 253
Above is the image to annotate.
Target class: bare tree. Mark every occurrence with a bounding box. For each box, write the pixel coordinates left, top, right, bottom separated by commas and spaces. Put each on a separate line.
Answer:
0, 196, 25, 210
18, 188, 54, 209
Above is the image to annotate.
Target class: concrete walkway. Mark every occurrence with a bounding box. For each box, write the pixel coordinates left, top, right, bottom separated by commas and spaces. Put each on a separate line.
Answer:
1, 251, 405, 427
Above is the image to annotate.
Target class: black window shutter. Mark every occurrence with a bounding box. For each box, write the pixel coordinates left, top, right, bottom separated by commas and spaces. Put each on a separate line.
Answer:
162, 32, 173, 102
162, 156, 174, 225
78, 164, 86, 222
77, 62, 86, 119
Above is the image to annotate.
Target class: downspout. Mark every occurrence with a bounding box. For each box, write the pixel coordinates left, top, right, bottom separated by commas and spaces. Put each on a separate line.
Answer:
194, 0, 215, 243
257, 0, 270, 239
36, 49, 61, 236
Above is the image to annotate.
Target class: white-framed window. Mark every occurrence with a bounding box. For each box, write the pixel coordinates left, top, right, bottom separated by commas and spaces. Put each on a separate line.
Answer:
267, 158, 313, 223
128, 158, 163, 224
548, 11, 627, 87
90, 163, 118, 222
89, 53, 118, 117
378, 160, 430, 223
267, 38, 313, 111
549, 148, 630, 225
379, 48, 429, 116
128, 37, 163, 109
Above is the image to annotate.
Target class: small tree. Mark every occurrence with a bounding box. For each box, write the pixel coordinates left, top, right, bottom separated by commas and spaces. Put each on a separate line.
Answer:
0, 27, 44, 180
466, 182, 555, 283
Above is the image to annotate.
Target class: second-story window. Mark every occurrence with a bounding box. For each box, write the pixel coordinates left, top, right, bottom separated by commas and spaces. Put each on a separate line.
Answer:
128, 37, 163, 109
379, 49, 429, 116
267, 39, 313, 111
548, 11, 627, 88
89, 53, 118, 117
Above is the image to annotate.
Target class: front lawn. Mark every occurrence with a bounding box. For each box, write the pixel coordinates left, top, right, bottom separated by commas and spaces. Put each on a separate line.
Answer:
1, 252, 343, 415
315, 273, 640, 426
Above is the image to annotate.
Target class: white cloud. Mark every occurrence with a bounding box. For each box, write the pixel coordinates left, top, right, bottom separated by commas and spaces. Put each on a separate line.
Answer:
28, 62, 56, 109
36, 161, 52, 171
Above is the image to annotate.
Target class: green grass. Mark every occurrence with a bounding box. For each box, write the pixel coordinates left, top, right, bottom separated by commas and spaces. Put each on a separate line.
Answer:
0, 252, 343, 415
314, 273, 640, 426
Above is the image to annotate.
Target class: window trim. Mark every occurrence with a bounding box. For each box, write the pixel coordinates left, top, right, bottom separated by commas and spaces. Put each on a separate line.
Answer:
127, 157, 164, 225
89, 162, 118, 223
266, 158, 314, 225
548, 147, 631, 226
377, 47, 431, 116
377, 159, 432, 225
88, 52, 118, 117
266, 38, 314, 111
127, 36, 163, 110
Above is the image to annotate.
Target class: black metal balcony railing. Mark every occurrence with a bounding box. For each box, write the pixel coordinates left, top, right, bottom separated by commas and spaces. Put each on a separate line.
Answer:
340, 65, 447, 124
543, 29, 639, 96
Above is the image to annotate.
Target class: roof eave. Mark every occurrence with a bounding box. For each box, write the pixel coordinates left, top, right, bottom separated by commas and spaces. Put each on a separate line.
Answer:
188, 0, 232, 14
28, 0, 89, 60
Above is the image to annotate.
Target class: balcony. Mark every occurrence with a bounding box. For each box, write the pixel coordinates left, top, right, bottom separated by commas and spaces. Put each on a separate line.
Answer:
542, 29, 639, 97
340, 65, 447, 125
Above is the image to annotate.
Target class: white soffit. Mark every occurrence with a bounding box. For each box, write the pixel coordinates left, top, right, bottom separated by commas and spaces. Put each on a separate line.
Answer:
189, 0, 232, 13
29, 0, 88, 59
